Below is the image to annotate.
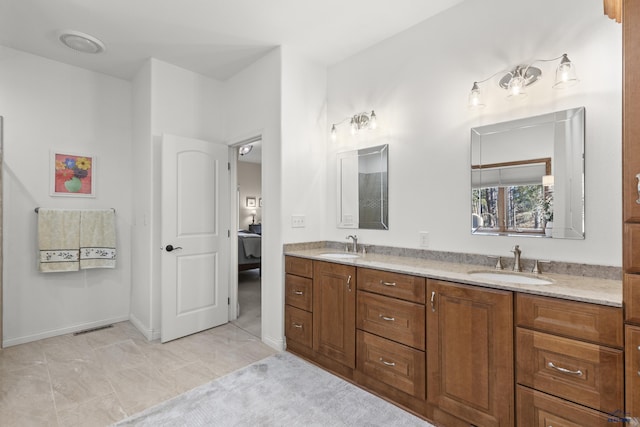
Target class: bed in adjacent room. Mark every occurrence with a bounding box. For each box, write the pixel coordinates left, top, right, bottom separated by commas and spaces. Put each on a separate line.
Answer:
238, 230, 261, 272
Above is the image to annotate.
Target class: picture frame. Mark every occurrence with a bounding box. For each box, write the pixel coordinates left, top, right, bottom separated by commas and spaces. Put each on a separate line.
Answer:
51, 151, 96, 197
246, 196, 257, 208
259, 197, 263, 207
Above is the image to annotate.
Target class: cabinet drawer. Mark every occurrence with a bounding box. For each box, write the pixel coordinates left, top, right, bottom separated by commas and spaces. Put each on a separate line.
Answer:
516, 328, 623, 413
285, 256, 313, 278
516, 293, 623, 348
357, 291, 425, 350
624, 273, 640, 325
356, 330, 425, 399
285, 306, 312, 348
624, 223, 640, 273
285, 274, 312, 311
357, 267, 425, 303
516, 385, 623, 426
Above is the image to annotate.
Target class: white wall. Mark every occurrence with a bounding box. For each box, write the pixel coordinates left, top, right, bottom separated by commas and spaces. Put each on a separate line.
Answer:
224, 48, 283, 350
238, 162, 262, 230
0, 46, 133, 346
130, 59, 227, 339
326, 0, 622, 266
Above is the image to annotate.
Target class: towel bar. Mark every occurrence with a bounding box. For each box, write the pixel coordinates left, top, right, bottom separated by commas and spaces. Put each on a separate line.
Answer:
34, 207, 116, 213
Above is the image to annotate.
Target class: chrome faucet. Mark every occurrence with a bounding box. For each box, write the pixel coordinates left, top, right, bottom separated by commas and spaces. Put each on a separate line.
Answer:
511, 245, 522, 272
346, 235, 358, 252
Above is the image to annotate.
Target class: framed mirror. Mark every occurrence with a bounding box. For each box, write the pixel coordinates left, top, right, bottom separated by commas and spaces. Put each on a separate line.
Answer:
471, 107, 585, 239
337, 144, 388, 230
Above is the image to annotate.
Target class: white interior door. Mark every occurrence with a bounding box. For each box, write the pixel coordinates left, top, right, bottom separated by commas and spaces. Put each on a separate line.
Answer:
161, 134, 230, 343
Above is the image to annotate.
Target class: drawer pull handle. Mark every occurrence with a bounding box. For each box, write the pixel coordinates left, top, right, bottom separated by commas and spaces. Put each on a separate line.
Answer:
379, 357, 396, 367
292, 323, 303, 329
379, 315, 395, 322
380, 280, 396, 287
547, 362, 583, 376
293, 290, 304, 295
636, 174, 640, 204
430, 291, 436, 312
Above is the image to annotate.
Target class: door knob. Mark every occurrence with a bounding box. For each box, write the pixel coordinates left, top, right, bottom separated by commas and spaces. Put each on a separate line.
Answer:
165, 244, 182, 252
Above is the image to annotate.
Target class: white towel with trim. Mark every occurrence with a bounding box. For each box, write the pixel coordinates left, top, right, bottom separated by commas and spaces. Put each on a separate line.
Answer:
38, 209, 81, 273
80, 209, 116, 269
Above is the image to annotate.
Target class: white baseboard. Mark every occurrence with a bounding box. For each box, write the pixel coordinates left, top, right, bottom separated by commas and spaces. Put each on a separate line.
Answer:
129, 313, 161, 341
2, 315, 130, 348
262, 334, 285, 351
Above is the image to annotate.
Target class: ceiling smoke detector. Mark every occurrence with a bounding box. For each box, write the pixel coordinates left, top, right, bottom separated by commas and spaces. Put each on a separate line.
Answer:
58, 30, 106, 54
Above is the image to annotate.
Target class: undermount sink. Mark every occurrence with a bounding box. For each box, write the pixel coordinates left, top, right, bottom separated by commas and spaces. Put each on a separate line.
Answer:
468, 270, 553, 285
318, 253, 360, 260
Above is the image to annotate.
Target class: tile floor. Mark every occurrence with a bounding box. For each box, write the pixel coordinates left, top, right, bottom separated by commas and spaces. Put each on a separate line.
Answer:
0, 321, 278, 426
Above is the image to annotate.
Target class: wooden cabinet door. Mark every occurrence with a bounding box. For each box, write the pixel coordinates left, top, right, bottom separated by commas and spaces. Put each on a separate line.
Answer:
427, 279, 514, 427
626, 325, 640, 418
313, 261, 356, 369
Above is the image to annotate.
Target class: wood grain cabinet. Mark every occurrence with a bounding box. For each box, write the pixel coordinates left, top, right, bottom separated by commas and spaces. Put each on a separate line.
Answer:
516, 294, 624, 422
626, 325, 640, 419
355, 268, 426, 413
313, 260, 356, 369
624, 0, 640, 419
284, 256, 314, 352
426, 279, 514, 427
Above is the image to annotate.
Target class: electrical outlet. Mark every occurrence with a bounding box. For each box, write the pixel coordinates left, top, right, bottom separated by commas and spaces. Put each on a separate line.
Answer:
291, 215, 306, 228
419, 231, 430, 248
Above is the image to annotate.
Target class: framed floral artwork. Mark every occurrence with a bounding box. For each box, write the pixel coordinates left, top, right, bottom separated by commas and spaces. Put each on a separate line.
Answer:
51, 151, 95, 197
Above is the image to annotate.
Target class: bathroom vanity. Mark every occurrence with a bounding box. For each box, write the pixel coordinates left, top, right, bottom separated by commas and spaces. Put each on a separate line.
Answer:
283, 249, 623, 426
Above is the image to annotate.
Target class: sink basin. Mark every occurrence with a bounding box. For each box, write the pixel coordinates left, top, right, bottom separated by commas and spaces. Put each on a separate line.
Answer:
318, 253, 360, 260
468, 271, 553, 285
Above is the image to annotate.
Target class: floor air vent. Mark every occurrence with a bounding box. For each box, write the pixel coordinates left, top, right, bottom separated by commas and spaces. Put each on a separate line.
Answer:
73, 324, 113, 336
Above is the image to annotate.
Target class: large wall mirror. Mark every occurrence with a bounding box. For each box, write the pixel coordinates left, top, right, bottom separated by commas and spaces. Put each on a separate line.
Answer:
471, 107, 585, 239
337, 144, 388, 230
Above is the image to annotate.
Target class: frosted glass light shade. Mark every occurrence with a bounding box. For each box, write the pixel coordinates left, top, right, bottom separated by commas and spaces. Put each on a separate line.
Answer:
553, 55, 579, 89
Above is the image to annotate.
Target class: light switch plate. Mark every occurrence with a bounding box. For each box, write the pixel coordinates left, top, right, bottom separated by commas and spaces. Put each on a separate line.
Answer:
419, 231, 429, 248
291, 215, 306, 228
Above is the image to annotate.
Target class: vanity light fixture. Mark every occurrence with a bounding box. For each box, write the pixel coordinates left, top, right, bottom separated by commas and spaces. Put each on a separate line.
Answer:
58, 30, 106, 54
239, 144, 253, 156
330, 110, 377, 141
469, 53, 578, 109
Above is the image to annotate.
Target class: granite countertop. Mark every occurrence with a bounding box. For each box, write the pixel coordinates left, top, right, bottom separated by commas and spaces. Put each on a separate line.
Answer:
284, 248, 622, 307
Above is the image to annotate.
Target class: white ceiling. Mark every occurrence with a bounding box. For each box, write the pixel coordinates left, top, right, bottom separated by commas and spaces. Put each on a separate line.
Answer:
0, 0, 464, 81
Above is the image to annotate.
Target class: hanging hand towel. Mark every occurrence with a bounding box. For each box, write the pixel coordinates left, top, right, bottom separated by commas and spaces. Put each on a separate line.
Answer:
38, 209, 81, 272
80, 209, 116, 269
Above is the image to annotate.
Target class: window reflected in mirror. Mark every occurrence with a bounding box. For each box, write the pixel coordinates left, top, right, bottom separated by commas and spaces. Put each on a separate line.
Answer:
472, 158, 551, 235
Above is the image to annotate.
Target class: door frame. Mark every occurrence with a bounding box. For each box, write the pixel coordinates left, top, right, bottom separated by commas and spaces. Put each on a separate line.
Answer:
228, 134, 262, 324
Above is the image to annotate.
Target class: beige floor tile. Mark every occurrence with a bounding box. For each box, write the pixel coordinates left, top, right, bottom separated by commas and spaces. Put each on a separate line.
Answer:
84, 324, 141, 350
107, 365, 174, 412
47, 357, 112, 411
0, 341, 46, 373
163, 361, 220, 395
0, 408, 59, 427
0, 365, 56, 420
94, 339, 147, 373
56, 393, 127, 427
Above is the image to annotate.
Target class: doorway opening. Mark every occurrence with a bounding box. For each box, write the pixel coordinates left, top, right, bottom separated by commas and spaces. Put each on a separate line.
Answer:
231, 136, 262, 338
